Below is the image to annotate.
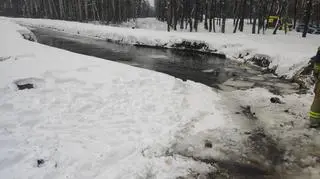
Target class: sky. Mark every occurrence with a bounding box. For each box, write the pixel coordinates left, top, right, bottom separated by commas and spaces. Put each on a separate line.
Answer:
148, 0, 154, 6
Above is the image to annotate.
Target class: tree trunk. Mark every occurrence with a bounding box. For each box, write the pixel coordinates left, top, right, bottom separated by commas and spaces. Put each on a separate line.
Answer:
233, 0, 238, 25
212, 0, 216, 32
239, 0, 247, 32
167, 0, 172, 32
23, 0, 30, 17
47, 0, 53, 18
221, 0, 226, 33
284, 0, 289, 34
194, 1, 199, 32
204, 1, 208, 30
302, 0, 313, 37
50, 0, 58, 18
84, 0, 88, 20
265, 0, 276, 29
234, 17, 240, 33
77, 0, 82, 21
58, 0, 64, 19
249, 0, 253, 24
252, 0, 256, 34
273, 2, 285, 35
293, 0, 298, 29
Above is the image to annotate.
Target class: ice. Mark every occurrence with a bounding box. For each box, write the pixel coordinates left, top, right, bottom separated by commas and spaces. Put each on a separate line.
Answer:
202, 69, 215, 73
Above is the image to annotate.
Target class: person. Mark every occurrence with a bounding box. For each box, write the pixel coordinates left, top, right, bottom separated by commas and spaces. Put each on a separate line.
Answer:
310, 47, 320, 128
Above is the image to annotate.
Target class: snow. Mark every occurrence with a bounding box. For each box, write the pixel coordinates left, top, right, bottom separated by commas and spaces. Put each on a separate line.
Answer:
0, 19, 225, 178
172, 87, 320, 178
1, 17, 319, 79
1, 18, 320, 178
222, 88, 320, 177
114, 17, 320, 79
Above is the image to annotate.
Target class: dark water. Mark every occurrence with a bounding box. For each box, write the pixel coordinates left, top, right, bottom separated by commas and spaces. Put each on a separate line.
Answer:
31, 28, 299, 95
31, 29, 255, 87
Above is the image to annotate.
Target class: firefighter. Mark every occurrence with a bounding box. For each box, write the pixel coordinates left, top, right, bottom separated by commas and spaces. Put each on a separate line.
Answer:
310, 47, 320, 128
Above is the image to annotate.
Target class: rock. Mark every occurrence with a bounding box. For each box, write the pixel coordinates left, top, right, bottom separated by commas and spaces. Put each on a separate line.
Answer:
17, 83, 34, 90
296, 89, 308, 94
270, 97, 283, 104
17, 29, 37, 42
284, 109, 289, 113
241, 105, 258, 120
204, 140, 213, 148
14, 78, 45, 91
232, 72, 238, 77
249, 55, 271, 68
0, 56, 11, 62
268, 88, 282, 96
37, 159, 45, 168
171, 40, 209, 51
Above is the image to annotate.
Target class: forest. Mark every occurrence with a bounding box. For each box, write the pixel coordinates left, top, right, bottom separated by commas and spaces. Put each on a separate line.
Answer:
0, 0, 153, 23
0, 0, 320, 37
155, 0, 320, 36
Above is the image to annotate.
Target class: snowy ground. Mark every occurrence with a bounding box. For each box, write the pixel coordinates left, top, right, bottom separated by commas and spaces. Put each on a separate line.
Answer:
1, 19, 320, 179
1, 17, 320, 79
0, 19, 222, 178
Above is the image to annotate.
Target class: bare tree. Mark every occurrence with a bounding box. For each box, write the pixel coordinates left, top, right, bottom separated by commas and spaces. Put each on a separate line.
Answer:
293, 0, 298, 28
303, 0, 313, 37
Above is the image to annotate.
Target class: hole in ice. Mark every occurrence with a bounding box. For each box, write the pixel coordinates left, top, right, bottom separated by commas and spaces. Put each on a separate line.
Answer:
270, 97, 283, 104
204, 140, 213, 148
17, 83, 34, 90
37, 159, 45, 168
14, 78, 45, 90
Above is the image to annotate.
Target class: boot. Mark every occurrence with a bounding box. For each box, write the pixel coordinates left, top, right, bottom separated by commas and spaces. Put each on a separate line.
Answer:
310, 117, 320, 128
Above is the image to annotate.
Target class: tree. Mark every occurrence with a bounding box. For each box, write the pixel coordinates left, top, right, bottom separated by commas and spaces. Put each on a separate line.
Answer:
251, 0, 257, 34
239, 0, 247, 32
0, 0, 153, 24
2, 0, 319, 34
303, 0, 313, 37
221, 0, 226, 33
293, 0, 298, 28
273, 0, 286, 35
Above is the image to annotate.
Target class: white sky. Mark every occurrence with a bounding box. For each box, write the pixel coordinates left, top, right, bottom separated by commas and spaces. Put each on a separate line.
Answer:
148, 0, 154, 6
